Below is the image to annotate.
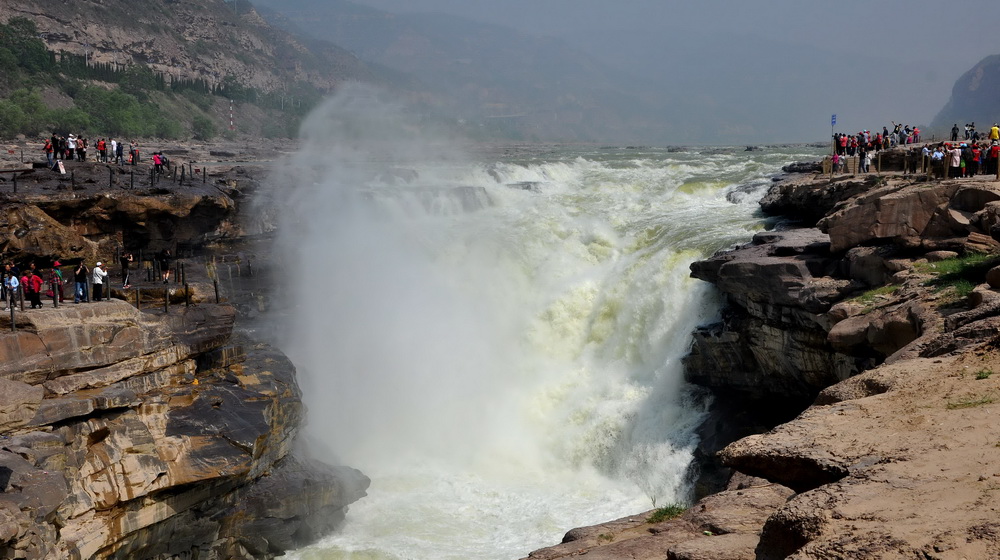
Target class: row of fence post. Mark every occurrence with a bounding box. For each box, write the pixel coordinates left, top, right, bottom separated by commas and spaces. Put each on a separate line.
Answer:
4, 254, 254, 331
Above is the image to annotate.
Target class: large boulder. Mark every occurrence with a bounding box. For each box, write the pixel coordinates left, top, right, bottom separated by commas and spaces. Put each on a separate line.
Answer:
818, 181, 962, 252
721, 353, 1000, 558
759, 175, 880, 226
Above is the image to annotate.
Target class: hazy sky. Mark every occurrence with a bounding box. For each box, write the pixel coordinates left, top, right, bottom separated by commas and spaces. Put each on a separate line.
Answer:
258, 0, 1000, 141
346, 0, 996, 67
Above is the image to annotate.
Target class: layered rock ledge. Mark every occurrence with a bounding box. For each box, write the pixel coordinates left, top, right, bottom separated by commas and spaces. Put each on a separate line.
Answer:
0, 159, 367, 559
526, 160, 1000, 559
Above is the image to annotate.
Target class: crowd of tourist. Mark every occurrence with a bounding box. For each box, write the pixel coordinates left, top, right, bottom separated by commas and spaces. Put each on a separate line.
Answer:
1, 250, 176, 310
43, 134, 145, 168
833, 122, 921, 158
829, 121, 1000, 177
919, 135, 1000, 178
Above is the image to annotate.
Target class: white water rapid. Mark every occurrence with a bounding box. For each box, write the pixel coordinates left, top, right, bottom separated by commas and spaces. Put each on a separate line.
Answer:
274, 85, 824, 560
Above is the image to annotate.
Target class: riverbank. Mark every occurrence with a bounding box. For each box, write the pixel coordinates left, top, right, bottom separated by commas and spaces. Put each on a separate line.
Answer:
525, 150, 1000, 559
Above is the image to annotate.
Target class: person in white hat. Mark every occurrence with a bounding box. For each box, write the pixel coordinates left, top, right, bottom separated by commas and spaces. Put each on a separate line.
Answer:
92, 262, 108, 301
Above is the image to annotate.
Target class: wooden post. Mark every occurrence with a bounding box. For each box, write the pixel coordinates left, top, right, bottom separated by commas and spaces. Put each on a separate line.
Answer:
180, 263, 186, 285
164, 289, 168, 313
877, 152, 881, 176
203, 167, 206, 184
135, 287, 141, 309
130, 170, 134, 189
51, 281, 57, 308
19, 285, 24, 311
185, 283, 190, 307
71, 171, 75, 190
12, 174, 16, 194
109, 167, 113, 189
213, 279, 219, 303
247, 259, 252, 277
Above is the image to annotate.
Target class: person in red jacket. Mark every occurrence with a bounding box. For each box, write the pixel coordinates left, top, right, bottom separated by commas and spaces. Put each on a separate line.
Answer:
43, 138, 54, 167
27, 271, 43, 309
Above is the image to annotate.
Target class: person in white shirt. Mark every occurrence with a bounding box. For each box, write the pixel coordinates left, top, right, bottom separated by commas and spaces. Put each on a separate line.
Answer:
92, 262, 108, 301
4, 275, 18, 310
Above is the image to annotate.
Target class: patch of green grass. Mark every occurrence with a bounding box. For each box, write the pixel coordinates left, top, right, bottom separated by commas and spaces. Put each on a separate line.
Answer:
946, 395, 995, 410
931, 279, 976, 308
647, 504, 686, 523
976, 369, 994, 380
597, 533, 614, 543
852, 284, 900, 308
918, 253, 1000, 294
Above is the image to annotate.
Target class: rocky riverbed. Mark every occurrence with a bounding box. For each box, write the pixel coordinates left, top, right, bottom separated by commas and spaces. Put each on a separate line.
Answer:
0, 152, 368, 559
526, 157, 1000, 559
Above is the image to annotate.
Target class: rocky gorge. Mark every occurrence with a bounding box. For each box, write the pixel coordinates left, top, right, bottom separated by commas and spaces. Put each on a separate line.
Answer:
0, 152, 368, 559
526, 152, 1000, 559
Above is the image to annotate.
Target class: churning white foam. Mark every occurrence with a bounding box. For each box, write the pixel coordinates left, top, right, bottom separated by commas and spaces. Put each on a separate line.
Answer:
273, 85, 811, 559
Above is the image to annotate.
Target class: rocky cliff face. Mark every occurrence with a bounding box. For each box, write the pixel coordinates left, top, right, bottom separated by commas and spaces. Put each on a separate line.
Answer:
931, 53, 1000, 135
0, 0, 377, 92
0, 301, 368, 559
0, 157, 368, 559
526, 151, 1000, 559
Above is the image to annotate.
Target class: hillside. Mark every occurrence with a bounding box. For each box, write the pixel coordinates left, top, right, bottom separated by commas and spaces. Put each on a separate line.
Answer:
931, 53, 1000, 133
253, 0, 666, 143
0, 0, 391, 139
0, 0, 378, 92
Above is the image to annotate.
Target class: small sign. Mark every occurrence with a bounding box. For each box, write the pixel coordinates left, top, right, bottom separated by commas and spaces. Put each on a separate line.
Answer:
56, 161, 66, 174
831, 114, 837, 127
6, 150, 14, 155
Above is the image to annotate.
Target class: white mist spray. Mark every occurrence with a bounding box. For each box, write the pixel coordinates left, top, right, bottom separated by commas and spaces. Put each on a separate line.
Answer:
274, 84, 525, 468
274, 84, 730, 560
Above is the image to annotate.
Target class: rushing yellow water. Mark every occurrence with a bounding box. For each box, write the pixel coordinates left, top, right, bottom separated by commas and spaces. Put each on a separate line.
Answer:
275, 90, 825, 560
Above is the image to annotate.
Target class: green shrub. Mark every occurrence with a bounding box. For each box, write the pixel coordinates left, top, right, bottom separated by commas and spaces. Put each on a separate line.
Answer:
647, 504, 686, 523
192, 115, 216, 140
47, 107, 91, 133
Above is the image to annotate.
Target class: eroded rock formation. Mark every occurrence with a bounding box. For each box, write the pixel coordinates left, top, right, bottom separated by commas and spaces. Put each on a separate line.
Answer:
0, 161, 368, 559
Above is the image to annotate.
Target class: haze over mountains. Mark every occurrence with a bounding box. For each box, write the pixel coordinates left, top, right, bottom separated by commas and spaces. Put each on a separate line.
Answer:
2, 0, 996, 144
251, 0, 966, 145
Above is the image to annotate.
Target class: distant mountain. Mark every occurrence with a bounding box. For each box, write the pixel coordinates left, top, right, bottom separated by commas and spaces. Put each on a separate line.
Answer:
0, 0, 384, 93
931, 54, 1000, 135
252, 0, 688, 144
0, 0, 400, 138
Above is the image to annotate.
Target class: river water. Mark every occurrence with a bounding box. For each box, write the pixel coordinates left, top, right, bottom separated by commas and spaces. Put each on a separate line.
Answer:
274, 87, 824, 560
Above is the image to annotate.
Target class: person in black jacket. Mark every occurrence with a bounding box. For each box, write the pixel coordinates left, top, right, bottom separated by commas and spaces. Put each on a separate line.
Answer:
74, 262, 89, 303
